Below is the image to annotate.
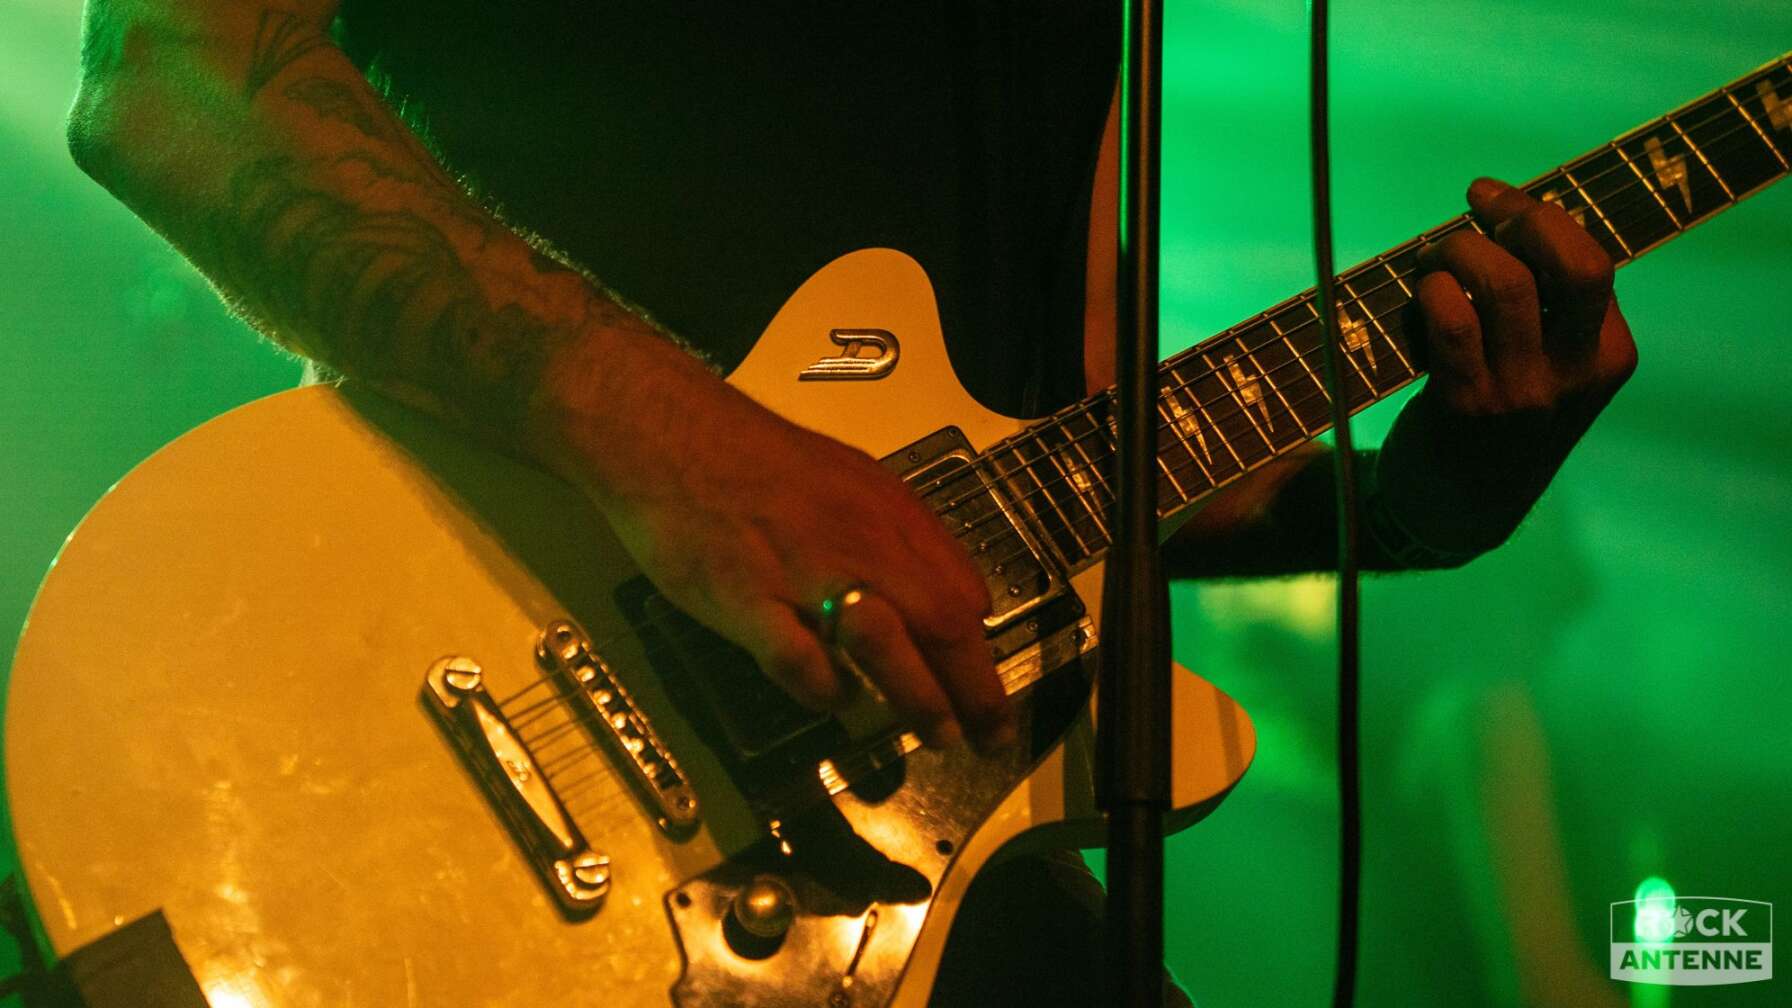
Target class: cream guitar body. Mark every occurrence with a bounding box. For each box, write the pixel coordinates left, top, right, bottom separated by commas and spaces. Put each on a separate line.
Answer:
6, 249, 1254, 1007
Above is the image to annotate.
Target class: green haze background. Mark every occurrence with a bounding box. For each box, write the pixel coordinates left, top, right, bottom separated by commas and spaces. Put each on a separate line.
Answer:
2, 0, 1787, 1004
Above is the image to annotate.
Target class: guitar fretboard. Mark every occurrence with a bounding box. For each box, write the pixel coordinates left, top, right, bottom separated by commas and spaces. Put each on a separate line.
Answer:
977, 52, 1792, 571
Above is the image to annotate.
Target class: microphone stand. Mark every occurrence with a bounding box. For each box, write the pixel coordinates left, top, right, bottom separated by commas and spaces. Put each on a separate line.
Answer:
1097, 1, 1170, 1006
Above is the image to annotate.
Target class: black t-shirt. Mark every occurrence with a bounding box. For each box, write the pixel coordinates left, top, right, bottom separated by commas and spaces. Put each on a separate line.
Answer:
335, 3, 1118, 417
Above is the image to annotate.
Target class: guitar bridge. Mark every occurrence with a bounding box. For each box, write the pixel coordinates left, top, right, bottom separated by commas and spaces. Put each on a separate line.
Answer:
423, 656, 612, 918
535, 621, 701, 837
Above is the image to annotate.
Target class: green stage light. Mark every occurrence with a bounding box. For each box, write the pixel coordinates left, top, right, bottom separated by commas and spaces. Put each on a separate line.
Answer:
1633, 876, 1677, 949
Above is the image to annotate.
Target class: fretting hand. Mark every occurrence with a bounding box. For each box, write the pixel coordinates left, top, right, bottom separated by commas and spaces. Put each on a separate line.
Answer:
1378, 177, 1639, 556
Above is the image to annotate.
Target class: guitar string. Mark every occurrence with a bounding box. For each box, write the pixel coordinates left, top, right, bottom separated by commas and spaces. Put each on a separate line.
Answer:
498, 107, 1781, 748
516, 598, 1056, 795
540, 685, 1037, 820
554, 82, 1791, 815
502, 94, 1791, 724
982, 101, 1784, 504
496, 115, 1766, 739
496, 101, 1789, 779
874, 77, 1790, 529
543, 144, 1765, 819
513, 598, 1050, 767
943, 161, 1732, 565
947, 77, 1790, 515
556, 629, 1068, 821
492, 84, 1792, 824
540, 182, 1792, 824
955, 106, 1785, 545
936, 135, 1776, 547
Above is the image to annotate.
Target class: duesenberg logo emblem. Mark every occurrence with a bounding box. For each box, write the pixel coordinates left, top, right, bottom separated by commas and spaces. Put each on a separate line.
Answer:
798, 328, 900, 381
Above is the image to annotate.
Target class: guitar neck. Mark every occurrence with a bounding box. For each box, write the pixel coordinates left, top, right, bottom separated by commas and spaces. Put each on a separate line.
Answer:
980, 51, 1792, 572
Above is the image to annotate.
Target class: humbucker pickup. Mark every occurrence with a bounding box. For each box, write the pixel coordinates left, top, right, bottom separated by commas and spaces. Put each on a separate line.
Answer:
883, 426, 1061, 628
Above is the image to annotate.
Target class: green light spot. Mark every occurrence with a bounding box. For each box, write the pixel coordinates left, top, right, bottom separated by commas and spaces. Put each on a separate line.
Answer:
1633, 876, 1677, 948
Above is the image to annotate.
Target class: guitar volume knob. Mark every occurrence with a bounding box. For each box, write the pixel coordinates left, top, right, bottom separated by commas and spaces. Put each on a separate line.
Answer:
730, 874, 797, 943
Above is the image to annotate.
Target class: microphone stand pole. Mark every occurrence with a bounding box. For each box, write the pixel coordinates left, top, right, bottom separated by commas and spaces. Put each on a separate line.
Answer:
1098, 1, 1170, 1005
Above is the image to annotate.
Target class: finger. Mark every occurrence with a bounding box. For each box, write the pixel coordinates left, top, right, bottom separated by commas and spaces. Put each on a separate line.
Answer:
832, 590, 964, 748
888, 491, 997, 621
874, 549, 1015, 751
1591, 297, 1639, 388
1418, 231, 1549, 405
1489, 201, 1614, 365
1414, 270, 1494, 410
918, 610, 1016, 752
1465, 176, 1537, 230
733, 600, 848, 712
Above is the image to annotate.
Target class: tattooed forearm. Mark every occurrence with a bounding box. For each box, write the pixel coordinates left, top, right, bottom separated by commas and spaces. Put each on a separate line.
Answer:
70, 4, 669, 450
245, 11, 330, 98
212, 155, 564, 435
281, 78, 394, 142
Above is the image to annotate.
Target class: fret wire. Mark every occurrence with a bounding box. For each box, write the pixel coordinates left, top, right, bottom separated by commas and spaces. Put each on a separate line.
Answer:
1091, 400, 1189, 514
1007, 444, 1090, 562
1580, 58, 1786, 190
971, 447, 1072, 562
1531, 64, 1783, 224
967, 129, 1770, 550
1610, 140, 1687, 229
1093, 398, 1122, 456
1339, 264, 1418, 379
1589, 180, 1671, 241
1704, 106, 1792, 199
1273, 317, 1331, 417
1061, 411, 1117, 530
1667, 113, 1737, 201
1032, 443, 1103, 554
1158, 370, 1220, 488
974, 351, 1404, 566
1201, 348, 1279, 455
1238, 331, 1310, 439
1582, 130, 1750, 257
1370, 253, 1419, 373
1558, 165, 1635, 258
1159, 116, 1760, 429
1361, 307, 1416, 384
965, 69, 1792, 533
1301, 298, 1379, 400
1151, 374, 1208, 490
981, 138, 1743, 535
1530, 171, 1593, 231
1382, 249, 1418, 298
1005, 170, 1778, 539
1150, 400, 1195, 506
1725, 87, 1790, 170
1648, 103, 1777, 187
1681, 92, 1788, 195
1181, 368, 1248, 471
1725, 85, 1791, 172
1057, 433, 1114, 548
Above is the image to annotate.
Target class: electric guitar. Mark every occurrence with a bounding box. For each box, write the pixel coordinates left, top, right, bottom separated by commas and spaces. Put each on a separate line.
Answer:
7, 53, 1789, 1008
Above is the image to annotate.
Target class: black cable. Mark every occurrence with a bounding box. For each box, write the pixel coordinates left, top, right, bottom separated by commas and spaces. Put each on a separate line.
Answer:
1307, 3, 1362, 1008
